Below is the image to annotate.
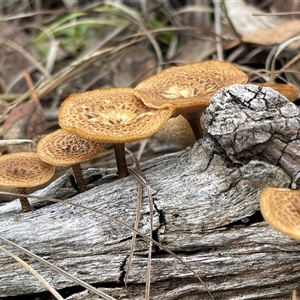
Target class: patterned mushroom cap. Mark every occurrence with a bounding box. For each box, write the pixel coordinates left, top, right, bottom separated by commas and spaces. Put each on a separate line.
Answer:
36, 129, 105, 166
134, 60, 248, 111
260, 187, 300, 240
0, 152, 55, 188
58, 87, 173, 143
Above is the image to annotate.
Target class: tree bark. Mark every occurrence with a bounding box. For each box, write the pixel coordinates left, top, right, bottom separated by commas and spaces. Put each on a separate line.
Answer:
0, 84, 299, 300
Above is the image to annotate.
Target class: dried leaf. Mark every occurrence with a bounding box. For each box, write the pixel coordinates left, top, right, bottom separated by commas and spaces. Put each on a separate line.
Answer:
2, 99, 45, 141
242, 20, 300, 49
225, 0, 281, 36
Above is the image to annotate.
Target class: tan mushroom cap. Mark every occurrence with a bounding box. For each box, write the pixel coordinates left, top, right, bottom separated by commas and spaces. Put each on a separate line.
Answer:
36, 129, 105, 166
0, 152, 55, 188
134, 60, 248, 112
154, 115, 196, 149
58, 87, 174, 143
260, 187, 300, 240
257, 82, 299, 102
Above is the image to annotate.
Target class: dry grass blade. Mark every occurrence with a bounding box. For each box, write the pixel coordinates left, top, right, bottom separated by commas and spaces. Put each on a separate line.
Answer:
0, 237, 117, 300
0, 139, 33, 147
0, 9, 74, 21
171, 5, 213, 16
124, 148, 143, 287
0, 37, 50, 78
125, 148, 154, 300
104, 2, 163, 73
0, 245, 64, 300
82, 22, 130, 55
271, 36, 300, 80
213, 0, 224, 61
279, 53, 300, 75
0, 190, 214, 300
128, 168, 154, 300
252, 12, 300, 16
34, 39, 142, 100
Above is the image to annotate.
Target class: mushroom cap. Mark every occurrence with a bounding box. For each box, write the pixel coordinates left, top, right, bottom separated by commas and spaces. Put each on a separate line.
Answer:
134, 60, 248, 111
0, 152, 55, 188
58, 87, 174, 143
154, 115, 196, 149
36, 129, 105, 166
260, 187, 300, 240
257, 82, 299, 101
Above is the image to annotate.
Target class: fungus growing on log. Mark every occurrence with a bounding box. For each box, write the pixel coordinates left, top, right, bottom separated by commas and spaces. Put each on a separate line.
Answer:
260, 187, 300, 240
36, 129, 105, 192
134, 60, 248, 140
0, 152, 55, 212
58, 87, 173, 178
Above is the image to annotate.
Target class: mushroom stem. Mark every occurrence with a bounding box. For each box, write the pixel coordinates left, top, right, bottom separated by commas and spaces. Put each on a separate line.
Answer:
17, 187, 32, 213
71, 164, 87, 193
181, 111, 203, 141
114, 143, 129, 178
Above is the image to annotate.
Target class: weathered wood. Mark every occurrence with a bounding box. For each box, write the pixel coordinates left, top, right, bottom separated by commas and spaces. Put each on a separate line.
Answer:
0, 137, 297, 299
206, 84, 300, 188
0, 84, 300, 299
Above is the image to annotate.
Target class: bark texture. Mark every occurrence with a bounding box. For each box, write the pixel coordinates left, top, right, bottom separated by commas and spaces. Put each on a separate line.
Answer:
206, 84, 300, 188
0, 84, 299, 300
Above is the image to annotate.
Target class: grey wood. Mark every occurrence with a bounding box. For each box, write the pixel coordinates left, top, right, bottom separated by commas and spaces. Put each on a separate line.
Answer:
0, 84, 299, 300
206, 84, 300, 188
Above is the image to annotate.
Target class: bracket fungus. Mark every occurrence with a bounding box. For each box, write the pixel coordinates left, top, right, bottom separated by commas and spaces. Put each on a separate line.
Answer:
260, 187, 300, 240
36, 129, 105, 192
134, 60, 248, 140
58, 87, 173, 178
0, 152, 55, 212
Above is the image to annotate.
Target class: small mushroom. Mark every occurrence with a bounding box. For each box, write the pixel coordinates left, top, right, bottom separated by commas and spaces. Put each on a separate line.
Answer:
260, 187, 300, 240
0, 152, 55, 212
36, 129, 105, 192
58, 87, 173, 178
134, 60, 248, 140
154, 115, 196, 149
256, 82, 299, 102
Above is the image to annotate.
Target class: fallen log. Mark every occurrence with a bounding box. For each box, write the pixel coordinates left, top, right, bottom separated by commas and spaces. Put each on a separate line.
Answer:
0, 84, 299, 300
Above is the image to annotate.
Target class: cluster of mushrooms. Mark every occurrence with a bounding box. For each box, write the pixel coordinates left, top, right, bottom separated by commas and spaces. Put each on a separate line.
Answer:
0, 59, 299, 246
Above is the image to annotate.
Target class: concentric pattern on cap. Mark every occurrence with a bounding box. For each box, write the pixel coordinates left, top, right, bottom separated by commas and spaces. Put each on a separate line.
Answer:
0, 152, 55, 187
37, 129, 105, 166
260, 187, 300, 240
134, 60, 248, 110
58, 87, 173, 143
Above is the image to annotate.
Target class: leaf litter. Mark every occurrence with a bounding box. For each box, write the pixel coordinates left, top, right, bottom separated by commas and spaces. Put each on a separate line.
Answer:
0, 0, 299, 299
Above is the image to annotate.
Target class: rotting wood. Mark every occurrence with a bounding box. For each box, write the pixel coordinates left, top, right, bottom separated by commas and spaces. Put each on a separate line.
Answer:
0, 84, 300, 300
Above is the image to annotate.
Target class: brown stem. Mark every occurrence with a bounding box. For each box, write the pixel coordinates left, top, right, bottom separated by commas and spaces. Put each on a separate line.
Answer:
71, 164, 87, 193
114, 143, 129, 178
181, 111, 203, 141
17, 187, 32, 213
